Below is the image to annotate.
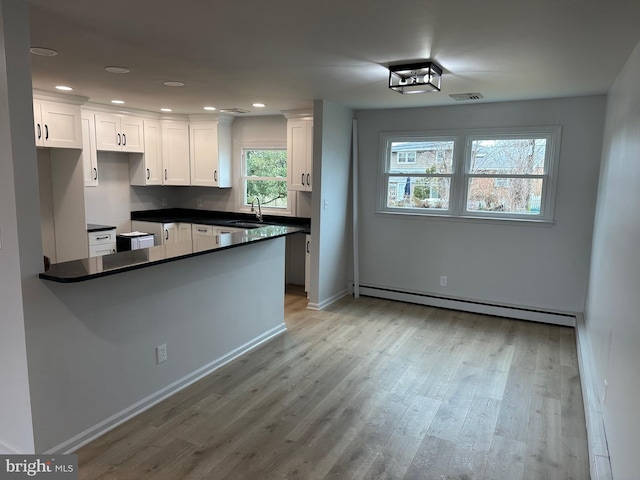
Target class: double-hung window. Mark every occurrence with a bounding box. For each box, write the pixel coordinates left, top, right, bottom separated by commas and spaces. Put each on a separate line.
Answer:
242, 148, 289, 209
383, 137, 456, 212
380, 126, 561, 222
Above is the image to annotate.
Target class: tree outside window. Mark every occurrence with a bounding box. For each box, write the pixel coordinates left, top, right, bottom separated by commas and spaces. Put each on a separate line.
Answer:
243, 149, 288, 208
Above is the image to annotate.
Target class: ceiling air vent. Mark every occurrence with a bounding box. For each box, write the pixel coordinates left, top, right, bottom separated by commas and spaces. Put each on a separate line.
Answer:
218, 108, 250, 114
449, 92, 484, 101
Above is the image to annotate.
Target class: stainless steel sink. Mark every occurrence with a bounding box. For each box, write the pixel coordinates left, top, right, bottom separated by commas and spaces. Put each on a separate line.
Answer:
225, 220, 265, 229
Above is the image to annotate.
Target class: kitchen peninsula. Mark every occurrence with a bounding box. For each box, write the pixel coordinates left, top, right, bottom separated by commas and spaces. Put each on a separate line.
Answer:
34, 215, 306, 452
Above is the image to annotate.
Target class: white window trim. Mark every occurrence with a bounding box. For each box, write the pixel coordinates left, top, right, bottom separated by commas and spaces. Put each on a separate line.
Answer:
378, 126, 562, 223
237, 142, 296, 217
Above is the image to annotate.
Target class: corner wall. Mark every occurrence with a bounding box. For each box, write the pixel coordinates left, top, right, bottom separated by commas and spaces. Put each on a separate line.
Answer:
0, 0, 36, 454
584, 40, 640, 479
309, 100, 353, 308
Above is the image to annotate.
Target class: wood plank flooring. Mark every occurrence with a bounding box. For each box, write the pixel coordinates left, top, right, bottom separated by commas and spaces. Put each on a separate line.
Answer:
77, 291, 589, 480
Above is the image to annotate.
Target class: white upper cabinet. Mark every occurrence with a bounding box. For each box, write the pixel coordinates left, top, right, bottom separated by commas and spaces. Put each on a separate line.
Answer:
162, 121, 190, 186
33, 100, 83, 149
284, 110, 313, 192
189, 117, 233, 188
95, 113, 144, 153
130, 120, 163, 186
81, 112, 99, 187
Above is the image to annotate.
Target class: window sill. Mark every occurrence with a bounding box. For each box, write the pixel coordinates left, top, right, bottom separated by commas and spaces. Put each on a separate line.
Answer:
375, 210, 554, 227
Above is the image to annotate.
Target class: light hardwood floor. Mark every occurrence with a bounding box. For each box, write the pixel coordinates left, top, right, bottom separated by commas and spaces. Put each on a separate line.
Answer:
77, 290, 589, 480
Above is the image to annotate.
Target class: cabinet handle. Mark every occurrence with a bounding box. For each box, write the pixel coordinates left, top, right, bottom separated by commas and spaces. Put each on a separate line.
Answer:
45, 124, 49, 140
123, 133, 126, 146
306, 240, 310, 253
307, 173, 310, 186
214, 170, 217, 182
197, 228, 207, 232
215, 234, 220, 245
117, 133, 121, 145
301, 173, 305, 186
146, 168, 150, 180
165, 229, 169, 241
96, 235, 109, 240
93, 167, 98, 180
37, 124, 41, 139
164, 169, 168, 180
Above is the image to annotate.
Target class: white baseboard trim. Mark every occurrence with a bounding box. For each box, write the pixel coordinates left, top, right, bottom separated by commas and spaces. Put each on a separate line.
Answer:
358, 284, 576, 327
46, 323, 287, 454
307, 288, 349, 311
0, 438, 28, 455
575, 313, 612, 480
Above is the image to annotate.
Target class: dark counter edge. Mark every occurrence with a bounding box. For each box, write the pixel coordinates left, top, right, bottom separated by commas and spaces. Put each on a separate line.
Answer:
131, 208, 311, 233
39, 228, 305, 283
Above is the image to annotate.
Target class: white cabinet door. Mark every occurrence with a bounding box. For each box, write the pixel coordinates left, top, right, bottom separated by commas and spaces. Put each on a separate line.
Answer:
287, 118, 313, 192
81, 112, 98, 186
190, 123, 218, 187
162, 121, 190, 185
95, 113, 121, 151
33, 100, 83, 149
95, 113, 145, 152
178, 222, 192, 243
130, 120, 162, 185
121, 116, 144, 153
189, 119, 232, 188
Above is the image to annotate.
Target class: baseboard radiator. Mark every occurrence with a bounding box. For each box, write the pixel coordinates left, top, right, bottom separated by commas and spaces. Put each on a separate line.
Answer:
357, 284, 576, 327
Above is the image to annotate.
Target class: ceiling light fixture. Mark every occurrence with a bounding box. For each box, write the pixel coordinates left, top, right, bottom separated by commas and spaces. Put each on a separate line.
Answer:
252, 103, 266, 108
30, 47, 58, 56
111, 100, 125, 104
55, 85, 73, 91
163, 81, 185, 87
160, 108, 173, 112
105, 66, 130, 74
203, 106, 216, 111
388, 61, 443, 94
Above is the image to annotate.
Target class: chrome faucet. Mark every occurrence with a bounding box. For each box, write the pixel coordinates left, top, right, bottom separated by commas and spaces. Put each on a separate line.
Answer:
251, 196, 263, 222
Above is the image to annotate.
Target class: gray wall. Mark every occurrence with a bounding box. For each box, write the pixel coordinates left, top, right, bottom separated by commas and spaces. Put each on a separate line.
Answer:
355, 96, 605, 313
310, 100, 353, 307
0, 0, 36, 454
585, 40, 640, 479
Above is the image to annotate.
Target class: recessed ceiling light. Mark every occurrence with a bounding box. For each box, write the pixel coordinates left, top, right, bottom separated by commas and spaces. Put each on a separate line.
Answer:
30, 47, 58, 56
105, 66, 130, 74
203, 106, 216, 111
111, 100, 125, 104
55, 85, 73, 91
252, 103, 266, 108
160, 108, 172, 112
163, 81, 185, 87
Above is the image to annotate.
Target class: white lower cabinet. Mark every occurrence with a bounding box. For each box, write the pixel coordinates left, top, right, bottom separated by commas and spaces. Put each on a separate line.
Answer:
88, 229, 116, 257
192, 223, 246, 251
131, 221, 192, 245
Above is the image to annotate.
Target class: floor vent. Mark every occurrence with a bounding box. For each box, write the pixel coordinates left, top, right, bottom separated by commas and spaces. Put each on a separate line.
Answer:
449, 92, 484, 101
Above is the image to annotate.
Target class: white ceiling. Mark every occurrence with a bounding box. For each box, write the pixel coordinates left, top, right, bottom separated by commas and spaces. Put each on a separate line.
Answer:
28, 0, 640, 116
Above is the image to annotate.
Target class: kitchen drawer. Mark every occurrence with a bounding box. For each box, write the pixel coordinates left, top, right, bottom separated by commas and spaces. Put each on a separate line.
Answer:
89, 243, 116, 257
192, 224, 214, 236
88, 229, 116, 245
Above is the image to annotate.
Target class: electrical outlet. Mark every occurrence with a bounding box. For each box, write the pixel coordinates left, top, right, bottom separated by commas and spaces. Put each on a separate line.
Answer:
440, 276, 448, 287
603, 379, 608, 405
161, 197, 168, 207
197, 199, 203, 208
156, 344, 167, 364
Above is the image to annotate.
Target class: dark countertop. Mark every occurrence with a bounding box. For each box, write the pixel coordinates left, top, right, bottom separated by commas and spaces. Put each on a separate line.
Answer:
131, 208, 311, 233
87, 223, 116, 232
40, 224, 305, 283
